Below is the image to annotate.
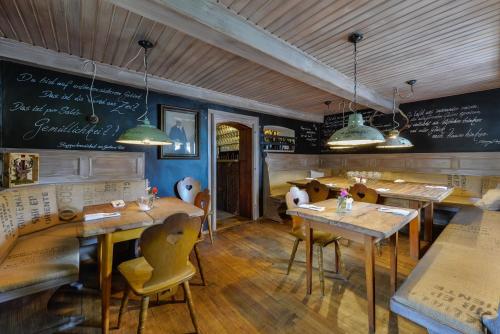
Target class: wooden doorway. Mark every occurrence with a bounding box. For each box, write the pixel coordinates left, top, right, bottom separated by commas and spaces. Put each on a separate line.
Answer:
216, 123, 253, 226
208, 109, 259, 231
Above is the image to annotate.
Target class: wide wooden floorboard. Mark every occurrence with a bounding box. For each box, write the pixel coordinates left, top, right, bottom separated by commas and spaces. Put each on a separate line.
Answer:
54, 219, 426, 334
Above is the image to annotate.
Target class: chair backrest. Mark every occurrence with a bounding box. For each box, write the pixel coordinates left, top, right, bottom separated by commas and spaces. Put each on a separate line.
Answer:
349, 183, 379, 204
177, 177, 201, 204
306, 180, 329, 203
285, 186, 309, 209
140, 213, 201, 288
194, 189, 210, 237
285, 186, 309, 232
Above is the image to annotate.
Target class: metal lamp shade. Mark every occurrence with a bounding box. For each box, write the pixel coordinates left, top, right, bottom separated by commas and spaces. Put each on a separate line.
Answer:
116, 120, 173, 146
327, 113, 385, 146
376, 132, 413, 148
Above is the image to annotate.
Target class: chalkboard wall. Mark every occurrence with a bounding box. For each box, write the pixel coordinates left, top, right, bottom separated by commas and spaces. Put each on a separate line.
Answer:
0, 61, 321, 214
321, 88, 500, 153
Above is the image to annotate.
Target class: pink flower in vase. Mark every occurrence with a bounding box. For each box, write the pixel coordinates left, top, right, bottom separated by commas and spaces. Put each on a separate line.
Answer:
340, 189, 349, 198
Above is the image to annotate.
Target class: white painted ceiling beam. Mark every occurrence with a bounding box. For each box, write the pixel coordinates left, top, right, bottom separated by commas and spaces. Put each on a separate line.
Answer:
108, 0, 394, 113
0, 38, 322, 122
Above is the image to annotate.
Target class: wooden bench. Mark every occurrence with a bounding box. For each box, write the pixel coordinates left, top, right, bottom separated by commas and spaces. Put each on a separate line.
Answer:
390, 207, 500, 334
0, 180, 148, 333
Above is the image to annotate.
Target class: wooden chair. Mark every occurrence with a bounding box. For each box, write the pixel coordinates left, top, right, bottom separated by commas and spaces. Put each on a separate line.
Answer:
117, 213, 201, 334
177, 177, 201, 204
285, 186, 344, 296
348, 183, 383, 255
305, 180, 330, 203
193, 189, 212, 286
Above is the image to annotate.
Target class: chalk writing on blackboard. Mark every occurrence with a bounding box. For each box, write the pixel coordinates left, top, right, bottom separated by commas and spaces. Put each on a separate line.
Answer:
2, 62, 145, 151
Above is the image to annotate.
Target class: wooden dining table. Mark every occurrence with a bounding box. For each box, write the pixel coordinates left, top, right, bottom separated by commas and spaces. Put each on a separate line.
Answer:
288, 176, 453, 259
81, 197, 204, 334
287, 199, 418, 334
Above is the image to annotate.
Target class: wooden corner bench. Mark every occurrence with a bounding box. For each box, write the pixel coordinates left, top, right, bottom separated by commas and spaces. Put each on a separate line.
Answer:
0, 185, 83, 334
390, 207, 500, 334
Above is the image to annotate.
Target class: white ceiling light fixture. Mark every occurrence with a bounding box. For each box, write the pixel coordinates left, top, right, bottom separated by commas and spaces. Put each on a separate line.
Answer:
327, 33, 385, 147
376, 80, 416, 149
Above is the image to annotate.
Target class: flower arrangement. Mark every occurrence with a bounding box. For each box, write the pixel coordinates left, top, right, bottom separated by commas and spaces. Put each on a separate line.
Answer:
148, 186, 159, 198
337, 188, 353, 212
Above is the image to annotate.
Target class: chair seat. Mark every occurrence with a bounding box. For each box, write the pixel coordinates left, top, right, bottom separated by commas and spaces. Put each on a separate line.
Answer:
118, 257, 196, 296
0, 235, 79, 293
289, 229, 340, 246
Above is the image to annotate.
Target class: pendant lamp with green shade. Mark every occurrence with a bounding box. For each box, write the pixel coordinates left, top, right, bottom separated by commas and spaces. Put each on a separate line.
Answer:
376, 83, 415, 149
327, 33, 385, 147
116, 40, 173, 146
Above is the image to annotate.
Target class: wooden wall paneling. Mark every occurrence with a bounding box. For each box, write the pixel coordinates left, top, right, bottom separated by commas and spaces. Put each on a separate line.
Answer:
0, 148, 145, 185
238, 126, 253, 218
320, 152, 500, 177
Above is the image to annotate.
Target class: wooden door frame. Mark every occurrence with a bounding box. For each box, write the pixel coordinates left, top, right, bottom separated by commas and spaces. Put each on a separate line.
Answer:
208, 109, 260, 230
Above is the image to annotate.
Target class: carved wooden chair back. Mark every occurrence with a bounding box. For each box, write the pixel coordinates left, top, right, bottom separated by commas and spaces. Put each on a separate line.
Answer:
349, 183, 379, 204
139, 213, 201, 289
306, 180, 329, 203
194, 189, 210, 237
285, 186, 309, 233
177, 177, 201, 204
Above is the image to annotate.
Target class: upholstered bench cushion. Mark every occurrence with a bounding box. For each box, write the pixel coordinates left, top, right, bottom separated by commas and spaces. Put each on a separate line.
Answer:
0, 234, 79, 293
391, 208, 500, 334
0, 195, 18, 264
0, 185, 60, 236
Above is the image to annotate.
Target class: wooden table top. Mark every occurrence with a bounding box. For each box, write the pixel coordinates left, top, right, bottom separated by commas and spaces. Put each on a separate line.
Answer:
288, 176, 453, 202
287, 198, 418, 239
81, 197, 203, 237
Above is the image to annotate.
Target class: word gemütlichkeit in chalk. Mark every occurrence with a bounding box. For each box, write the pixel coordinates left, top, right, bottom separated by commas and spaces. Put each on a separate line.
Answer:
23, 118, 121, 141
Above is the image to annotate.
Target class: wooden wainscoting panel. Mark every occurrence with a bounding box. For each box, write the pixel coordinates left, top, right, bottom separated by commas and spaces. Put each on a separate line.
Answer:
0, 149, 145, 185
320, 152, 500, 176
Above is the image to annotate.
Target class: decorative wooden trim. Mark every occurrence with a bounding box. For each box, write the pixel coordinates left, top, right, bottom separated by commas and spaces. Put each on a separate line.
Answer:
320, 152, 500, 177
0, 148, 145, 184
108, 0, 394, 113
208, 109, 260, 223
0, 37, 322, 123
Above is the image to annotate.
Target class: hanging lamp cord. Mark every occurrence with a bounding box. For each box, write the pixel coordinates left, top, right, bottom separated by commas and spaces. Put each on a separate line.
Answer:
137, 46, 150, 122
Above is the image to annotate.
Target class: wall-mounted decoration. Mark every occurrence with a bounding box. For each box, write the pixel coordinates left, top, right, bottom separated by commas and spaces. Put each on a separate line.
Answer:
159, 106, 199, 159
263, 125, 295, 152
2, 153, 40, 188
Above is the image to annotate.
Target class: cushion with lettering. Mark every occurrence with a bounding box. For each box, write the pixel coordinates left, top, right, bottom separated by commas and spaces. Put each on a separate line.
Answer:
0, 195, 18, 264
2, 185, 60, 236
0, 234, 79, 294
474, 188, 500, 211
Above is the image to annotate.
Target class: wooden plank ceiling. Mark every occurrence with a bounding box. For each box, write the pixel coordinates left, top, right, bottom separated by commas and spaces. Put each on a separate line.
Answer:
0, 0, 346, 115
216, 0, 500, 103
0, 0, 499, 116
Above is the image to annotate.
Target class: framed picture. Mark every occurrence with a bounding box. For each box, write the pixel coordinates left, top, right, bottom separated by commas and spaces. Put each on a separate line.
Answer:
159, 105, 199, 159
2, 153, 40, 188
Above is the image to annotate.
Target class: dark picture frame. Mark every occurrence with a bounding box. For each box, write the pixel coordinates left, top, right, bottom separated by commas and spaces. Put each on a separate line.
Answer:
159, 105, 199, 159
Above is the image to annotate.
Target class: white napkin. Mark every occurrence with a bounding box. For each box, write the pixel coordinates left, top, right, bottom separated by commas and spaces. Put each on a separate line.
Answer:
378, 208, 410, 216
394, 179, 406, 183
84, 212, 121, 221
298, 204, 325, 211
325, 183, 335, 187
376, 188, 390, 192
425, 185, 448, 190
305, 177, 315, 180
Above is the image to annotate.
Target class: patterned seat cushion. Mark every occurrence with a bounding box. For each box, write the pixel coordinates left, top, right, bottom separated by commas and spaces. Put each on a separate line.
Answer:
392, 208, 500, 334
0, 233, 79, 293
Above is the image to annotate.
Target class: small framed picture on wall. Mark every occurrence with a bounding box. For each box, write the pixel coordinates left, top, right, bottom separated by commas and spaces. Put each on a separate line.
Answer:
159, 105, 199, 159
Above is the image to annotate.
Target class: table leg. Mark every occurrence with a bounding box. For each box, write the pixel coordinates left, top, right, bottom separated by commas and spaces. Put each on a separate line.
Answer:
389, 232, 398, 295
424, 202, 434, 242
305, 222, 313, 295
364, 235, 376, 334
101, 233, 113, 334
408, 201, 421, 260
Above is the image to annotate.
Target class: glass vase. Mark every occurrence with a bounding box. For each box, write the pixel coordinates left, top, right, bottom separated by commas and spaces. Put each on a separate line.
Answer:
337, 197, 347, 213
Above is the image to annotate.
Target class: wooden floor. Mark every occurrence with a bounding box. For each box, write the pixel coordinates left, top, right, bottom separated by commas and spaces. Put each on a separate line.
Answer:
53, 219, 426, 334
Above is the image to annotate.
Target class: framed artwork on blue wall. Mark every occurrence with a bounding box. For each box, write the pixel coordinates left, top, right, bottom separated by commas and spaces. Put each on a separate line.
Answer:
159, 105, 199, 159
